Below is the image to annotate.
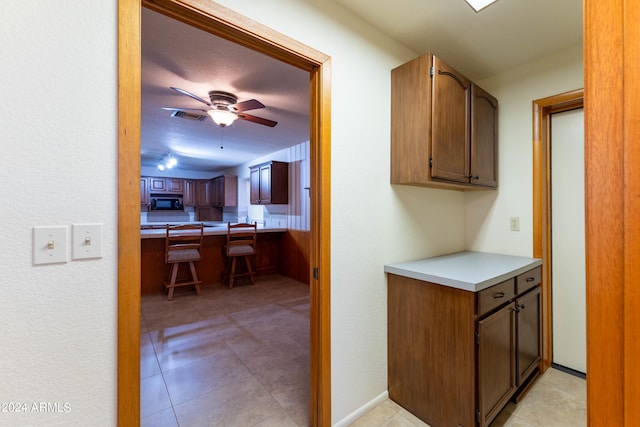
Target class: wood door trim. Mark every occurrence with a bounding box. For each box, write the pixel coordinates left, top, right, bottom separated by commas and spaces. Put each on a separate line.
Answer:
118, 1, 332, 425
532, 89, 583, 372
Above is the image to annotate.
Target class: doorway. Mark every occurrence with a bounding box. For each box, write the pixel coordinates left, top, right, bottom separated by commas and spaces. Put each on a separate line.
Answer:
532, 89, 584, 371
550, 107, 586, 374
118, 0, 332, 425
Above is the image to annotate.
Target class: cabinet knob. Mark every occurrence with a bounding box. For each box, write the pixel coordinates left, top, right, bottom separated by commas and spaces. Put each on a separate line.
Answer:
518, 303, 526, 310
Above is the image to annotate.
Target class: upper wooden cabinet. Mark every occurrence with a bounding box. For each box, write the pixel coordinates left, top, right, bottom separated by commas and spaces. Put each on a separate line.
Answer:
195, 179, 210, 207
391, 53, 498, 190
249, 161, 288, 205
210, 175, 238, 207
140, 177, 149, 207
148, 177, 185, 194
183, 179, 195, 206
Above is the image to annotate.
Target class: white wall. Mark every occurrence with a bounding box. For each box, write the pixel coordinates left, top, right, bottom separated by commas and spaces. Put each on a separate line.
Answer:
0, 2, 117, 426
466, 44, 584, 257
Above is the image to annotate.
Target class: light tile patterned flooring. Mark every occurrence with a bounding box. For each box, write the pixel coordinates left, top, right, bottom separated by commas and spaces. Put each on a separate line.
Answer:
140, 275, 310, 427
350, 368, 586, 427
141, 274, 586, 427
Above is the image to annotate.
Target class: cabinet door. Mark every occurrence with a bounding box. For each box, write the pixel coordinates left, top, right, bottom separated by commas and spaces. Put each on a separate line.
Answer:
259, 164, 273, 204
195, 180, 210, 206
249, 167, 261, 204
471, 84, 498, 188
516, 286, 542, 385
183, 179, 195, 206
140, 177, 149, 206
210, 177, 223, 207
431, 56, 471, 184
477, 303, 517, 427
165, 178, 184, 194
148, 177, 167, 193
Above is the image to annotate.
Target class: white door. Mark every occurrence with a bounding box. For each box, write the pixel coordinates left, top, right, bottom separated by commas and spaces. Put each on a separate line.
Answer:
551, 108, 586, 373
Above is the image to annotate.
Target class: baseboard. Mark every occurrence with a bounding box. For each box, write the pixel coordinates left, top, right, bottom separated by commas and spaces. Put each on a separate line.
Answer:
551, 363, 586, 379
332, 391, 389, 427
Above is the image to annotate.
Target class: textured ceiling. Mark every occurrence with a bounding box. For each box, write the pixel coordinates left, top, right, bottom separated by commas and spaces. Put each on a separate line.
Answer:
141, 0, 582, 172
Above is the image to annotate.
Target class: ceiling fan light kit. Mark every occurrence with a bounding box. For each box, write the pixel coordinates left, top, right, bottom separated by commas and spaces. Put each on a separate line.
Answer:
208, 108, 238, 127
464, 0, 498, 12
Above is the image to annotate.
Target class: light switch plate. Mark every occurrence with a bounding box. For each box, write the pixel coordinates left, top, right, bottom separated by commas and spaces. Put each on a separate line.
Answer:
510, 216, 521, 232
72, 223, 103, 260
33, 226, 68, 264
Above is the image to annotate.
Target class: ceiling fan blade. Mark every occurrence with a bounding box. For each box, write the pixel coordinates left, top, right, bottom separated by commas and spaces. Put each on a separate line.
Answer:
237, 113, 277, 127
170, 87, 211, 107
233, 99, 265, 112
161, 107, 208, 112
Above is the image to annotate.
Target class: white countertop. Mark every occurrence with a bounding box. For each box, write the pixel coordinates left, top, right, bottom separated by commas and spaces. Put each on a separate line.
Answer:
384, 251, 542, 292
140, 223, 287, 239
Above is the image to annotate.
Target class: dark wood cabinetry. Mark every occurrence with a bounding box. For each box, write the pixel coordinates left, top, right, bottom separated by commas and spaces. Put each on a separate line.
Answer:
148, 177, 184, 194
249, 161, 288, 204
140, 177, 149, 206
388, 266, 541, 427
391, 53, 498, 190
183, 179, 195, 206
210, 175, 238, 207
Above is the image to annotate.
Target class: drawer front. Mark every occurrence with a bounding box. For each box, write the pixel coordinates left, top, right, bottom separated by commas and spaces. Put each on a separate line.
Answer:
516, 266, 541, 295
477, 278, 515, 317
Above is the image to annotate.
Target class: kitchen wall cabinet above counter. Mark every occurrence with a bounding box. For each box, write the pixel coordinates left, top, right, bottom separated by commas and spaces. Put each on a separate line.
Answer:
249, 161, 289, 205
391, 53, 498, 191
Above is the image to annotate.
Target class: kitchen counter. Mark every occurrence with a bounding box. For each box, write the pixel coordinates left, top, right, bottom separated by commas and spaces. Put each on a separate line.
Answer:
384, 251, 542, 292
140, 223, 287, 239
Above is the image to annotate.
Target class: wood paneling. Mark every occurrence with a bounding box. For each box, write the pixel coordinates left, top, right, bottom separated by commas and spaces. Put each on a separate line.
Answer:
281, 230, 311, 284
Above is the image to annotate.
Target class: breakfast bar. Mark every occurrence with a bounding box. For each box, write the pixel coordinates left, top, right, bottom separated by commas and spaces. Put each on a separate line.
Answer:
140, 224, 288, 295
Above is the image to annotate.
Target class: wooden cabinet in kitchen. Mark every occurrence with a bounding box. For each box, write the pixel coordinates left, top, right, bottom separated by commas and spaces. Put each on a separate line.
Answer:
140, 177, 149, 207
391, 53, 498, 190
183, 179, 195, 206
249, 161, 288, 204
210, 175, 238, 207
387, 263, 541, 427
148, 177, 185, 194
195, 179, 210, 206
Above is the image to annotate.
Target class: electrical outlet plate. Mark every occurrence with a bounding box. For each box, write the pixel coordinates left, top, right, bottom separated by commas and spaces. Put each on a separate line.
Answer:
510, 217, 521, 232
72, 223, 103, 260
33, 226, 68, 264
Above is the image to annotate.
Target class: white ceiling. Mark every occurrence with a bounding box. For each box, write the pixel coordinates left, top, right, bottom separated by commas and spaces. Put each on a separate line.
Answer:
141, 0, 582, 172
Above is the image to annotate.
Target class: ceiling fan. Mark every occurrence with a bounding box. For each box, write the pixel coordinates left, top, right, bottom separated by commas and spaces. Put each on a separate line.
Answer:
162, 87, 278, 128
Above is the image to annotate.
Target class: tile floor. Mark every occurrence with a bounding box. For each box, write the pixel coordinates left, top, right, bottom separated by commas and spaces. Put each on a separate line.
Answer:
349, 368, 586, 427
141, 274, 586, 427
140, 275, 311, 427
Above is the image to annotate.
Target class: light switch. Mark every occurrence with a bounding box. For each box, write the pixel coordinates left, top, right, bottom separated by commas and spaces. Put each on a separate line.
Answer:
510, 217, 521, 232
72, 223, 103, 260
33, 226, 68, 264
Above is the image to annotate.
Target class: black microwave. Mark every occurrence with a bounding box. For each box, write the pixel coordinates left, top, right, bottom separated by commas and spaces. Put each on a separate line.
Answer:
150, 195, 183, 211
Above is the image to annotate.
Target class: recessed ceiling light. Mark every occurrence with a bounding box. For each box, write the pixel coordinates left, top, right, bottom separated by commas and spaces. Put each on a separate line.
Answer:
465, 0, 499, 12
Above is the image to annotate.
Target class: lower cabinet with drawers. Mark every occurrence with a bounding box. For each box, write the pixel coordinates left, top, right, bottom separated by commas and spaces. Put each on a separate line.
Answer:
387, 263, 542, 427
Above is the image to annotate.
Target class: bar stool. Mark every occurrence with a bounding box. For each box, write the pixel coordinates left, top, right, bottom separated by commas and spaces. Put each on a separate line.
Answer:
223, 222, 257, 288
164, 224, 204, 301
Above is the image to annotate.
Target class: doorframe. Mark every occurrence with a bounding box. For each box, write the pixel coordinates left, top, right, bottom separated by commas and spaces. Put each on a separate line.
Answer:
117, 1, 332, 426
532, 89, 584, 372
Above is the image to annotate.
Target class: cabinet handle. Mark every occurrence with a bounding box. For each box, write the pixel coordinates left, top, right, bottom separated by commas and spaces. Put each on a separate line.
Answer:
518, 303, 526, 310
525, 277, 535, 282
493, 292, 505, 299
